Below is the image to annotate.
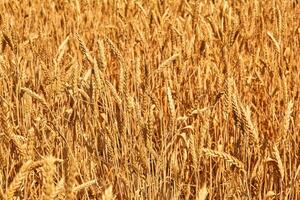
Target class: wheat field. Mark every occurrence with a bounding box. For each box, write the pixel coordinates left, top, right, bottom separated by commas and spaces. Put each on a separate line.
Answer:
0, 0, 299, 199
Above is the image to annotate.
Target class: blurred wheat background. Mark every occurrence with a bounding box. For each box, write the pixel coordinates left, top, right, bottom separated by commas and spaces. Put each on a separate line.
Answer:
0, 0, 299, 199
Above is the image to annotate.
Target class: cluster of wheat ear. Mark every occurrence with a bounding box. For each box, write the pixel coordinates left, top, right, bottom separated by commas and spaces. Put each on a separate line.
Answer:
0, 0, 299, 199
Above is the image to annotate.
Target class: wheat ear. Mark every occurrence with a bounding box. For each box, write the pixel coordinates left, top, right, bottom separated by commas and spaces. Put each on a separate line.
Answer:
43, 156, 57, 200
21, 87, 48, 108
5, 160, 44, 200
273, 145, 284, 181
63, 146, 76, 200
282, 100, 293, 137
97, 38, 107, 72
73, 179, 97, 193
202, 148, 246, 174
101, 185, 115, 200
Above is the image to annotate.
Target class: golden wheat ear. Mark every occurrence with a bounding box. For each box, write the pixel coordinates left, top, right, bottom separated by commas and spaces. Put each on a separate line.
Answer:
63, 145, 76, 200
21, 87, 48, 109
4, 160, 44, 200
42, 156, 58, 200
101, 185, 115, 200
202, 148, 246, 174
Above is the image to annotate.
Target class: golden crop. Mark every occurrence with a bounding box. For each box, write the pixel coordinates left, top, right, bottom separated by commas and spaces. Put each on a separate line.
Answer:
0, 0, 299, 199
